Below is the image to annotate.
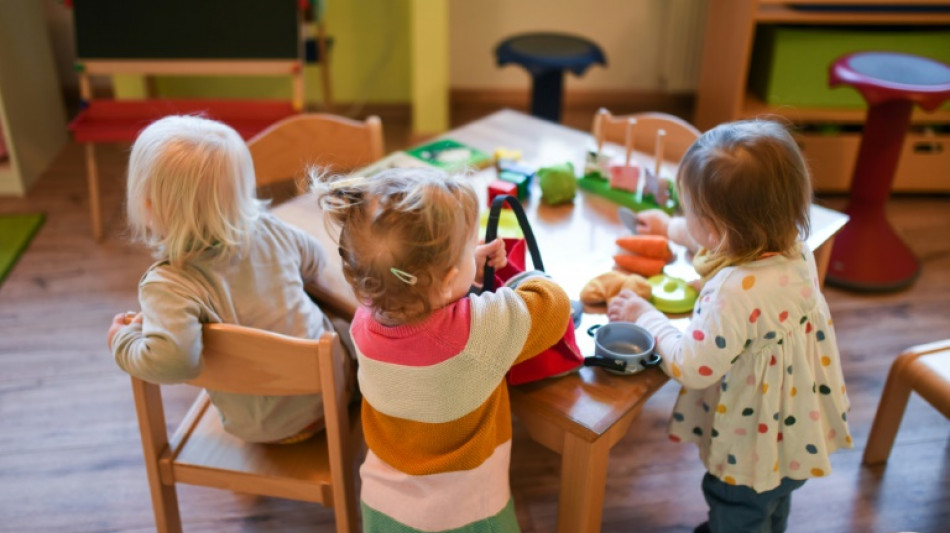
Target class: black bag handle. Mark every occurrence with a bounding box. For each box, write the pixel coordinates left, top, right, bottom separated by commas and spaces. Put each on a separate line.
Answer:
482, 195, 544, 292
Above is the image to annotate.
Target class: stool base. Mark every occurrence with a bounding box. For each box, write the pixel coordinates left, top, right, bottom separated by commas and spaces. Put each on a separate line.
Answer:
825, 207, 920, 291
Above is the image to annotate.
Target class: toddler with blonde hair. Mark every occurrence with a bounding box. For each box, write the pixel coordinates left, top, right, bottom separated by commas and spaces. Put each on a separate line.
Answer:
107, 114, 354, 444
609, 120, 852, 533
316, 167, 572, 532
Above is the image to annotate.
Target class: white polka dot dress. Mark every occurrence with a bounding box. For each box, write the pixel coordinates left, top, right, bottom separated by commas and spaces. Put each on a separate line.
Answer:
636, 244, 852, 492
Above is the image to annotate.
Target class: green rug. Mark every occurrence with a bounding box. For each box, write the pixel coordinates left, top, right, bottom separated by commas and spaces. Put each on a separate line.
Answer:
0, 213, 45, 285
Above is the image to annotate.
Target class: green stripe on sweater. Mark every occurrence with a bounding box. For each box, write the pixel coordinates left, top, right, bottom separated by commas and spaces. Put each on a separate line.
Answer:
361, 497, 520, 533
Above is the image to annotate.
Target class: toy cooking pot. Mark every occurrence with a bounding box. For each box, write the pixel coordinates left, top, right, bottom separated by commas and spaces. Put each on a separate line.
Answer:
583, 322, 662, 375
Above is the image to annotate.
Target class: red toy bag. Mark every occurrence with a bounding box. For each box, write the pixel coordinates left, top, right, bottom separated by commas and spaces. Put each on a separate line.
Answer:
479, 195, 583, 385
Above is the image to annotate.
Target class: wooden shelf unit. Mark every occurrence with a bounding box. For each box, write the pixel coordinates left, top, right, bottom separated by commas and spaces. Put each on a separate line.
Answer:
695, 0, 950, 192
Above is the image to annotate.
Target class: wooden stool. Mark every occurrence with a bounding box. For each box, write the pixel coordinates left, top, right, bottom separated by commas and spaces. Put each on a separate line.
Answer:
863, 339, 950, 465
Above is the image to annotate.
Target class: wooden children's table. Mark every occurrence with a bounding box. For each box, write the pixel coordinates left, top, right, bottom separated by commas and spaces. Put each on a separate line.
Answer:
272, 109, 848, 533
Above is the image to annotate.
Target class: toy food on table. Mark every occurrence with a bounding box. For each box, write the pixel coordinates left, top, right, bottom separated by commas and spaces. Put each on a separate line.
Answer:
613, 235, 672, 276
647, 274, 698, 314
580, 270, 651, 305
615, 235, 672, 261
537, 162, 576, 205
613, 254, 666, 277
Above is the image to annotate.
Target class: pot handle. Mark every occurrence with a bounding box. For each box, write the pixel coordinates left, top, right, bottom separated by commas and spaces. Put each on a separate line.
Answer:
586, 324, 602, 337
640, 352, 662, 367
583, 355, 627, 373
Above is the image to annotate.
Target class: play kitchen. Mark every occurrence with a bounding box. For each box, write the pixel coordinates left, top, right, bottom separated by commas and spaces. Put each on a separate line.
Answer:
583, 322, 661, 375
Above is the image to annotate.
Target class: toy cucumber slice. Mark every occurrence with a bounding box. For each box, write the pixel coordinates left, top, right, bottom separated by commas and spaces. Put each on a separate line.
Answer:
647, 274, 698, 314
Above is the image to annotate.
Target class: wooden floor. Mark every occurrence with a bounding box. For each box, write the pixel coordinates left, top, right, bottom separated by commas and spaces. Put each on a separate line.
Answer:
1, 111, 948, 533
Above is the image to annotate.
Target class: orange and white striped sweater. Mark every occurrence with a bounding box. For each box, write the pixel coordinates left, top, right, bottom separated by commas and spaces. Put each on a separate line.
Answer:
351, 278, 570, 532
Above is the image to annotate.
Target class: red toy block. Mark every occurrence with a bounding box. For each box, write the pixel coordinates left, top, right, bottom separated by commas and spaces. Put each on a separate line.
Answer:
487, 180, 518, 208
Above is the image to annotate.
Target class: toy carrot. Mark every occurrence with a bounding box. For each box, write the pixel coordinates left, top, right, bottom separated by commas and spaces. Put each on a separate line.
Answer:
614, 254, 666, 277
615, 235, 672, 261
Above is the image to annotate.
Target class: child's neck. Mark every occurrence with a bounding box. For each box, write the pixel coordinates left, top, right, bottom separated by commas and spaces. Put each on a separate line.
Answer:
372, 296, 460, 328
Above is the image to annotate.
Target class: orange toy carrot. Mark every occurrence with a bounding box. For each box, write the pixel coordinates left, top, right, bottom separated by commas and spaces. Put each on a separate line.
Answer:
615, 235, 672, 261
614, 254, 666, 277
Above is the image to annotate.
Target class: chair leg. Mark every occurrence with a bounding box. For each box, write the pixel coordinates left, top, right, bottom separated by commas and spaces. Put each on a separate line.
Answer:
131, 378, 183, 532
146, 471, 183, 533
863, 358, 914, 466
84, 143, 103, 241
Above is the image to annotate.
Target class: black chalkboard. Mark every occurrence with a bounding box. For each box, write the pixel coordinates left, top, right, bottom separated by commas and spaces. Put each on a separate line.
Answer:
74, 0, 299, 60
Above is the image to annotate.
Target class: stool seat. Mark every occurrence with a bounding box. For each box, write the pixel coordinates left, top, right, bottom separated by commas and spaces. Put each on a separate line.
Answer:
495, 33, 606, 122
825, 52, 950, 291
830, 52, 950, 110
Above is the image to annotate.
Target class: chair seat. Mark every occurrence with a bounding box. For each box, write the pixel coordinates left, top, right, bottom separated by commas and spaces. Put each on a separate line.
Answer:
167, 393, 334, 503
905, 349, 950, 418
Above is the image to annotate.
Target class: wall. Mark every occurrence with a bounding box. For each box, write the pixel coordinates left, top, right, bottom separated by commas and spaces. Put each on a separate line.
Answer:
449, 0, 708, 93
110, 0, 706, 105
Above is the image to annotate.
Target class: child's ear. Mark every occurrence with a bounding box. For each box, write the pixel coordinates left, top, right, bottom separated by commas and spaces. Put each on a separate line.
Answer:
440, 267, 459, 299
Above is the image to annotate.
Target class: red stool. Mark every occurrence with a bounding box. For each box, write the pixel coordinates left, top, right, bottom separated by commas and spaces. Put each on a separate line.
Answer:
825, 52, 950, 291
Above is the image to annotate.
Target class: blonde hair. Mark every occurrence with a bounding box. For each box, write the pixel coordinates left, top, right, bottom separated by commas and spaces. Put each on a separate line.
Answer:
126, 115, 265, 265
676, 119, 812, 263
315, 167, 479, 322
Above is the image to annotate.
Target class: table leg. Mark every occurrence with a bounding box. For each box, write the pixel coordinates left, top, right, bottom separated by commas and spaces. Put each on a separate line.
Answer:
84, 143, 103, 241
557, 432, 612, 533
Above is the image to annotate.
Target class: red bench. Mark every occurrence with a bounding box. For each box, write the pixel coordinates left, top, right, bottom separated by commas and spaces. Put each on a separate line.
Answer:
69, 98, 296, 239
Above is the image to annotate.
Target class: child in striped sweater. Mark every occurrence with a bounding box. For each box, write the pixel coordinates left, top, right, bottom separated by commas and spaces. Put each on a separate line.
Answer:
316, 167, 572, 532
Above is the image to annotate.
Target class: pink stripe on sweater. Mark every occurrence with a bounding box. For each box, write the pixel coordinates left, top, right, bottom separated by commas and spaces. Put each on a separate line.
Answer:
352, 300, 471, 366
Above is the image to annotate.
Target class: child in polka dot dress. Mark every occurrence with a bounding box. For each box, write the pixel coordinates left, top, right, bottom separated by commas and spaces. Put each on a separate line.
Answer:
608, 120, 852, 533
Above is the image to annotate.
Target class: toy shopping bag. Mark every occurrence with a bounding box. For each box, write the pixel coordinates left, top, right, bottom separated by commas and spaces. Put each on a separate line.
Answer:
479, 195, 583, 385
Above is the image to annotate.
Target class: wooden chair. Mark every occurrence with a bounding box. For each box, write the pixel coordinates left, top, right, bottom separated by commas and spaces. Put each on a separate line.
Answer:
130, 324, 359, 533
863, 339, 950, 465
592, 109, 701, 165
247, 113, 384, 199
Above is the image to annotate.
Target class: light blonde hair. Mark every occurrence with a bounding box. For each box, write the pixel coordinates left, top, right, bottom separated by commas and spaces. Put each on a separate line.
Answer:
126, 115, 265, 265
676, 119, 812, 263
315, 167, 479, 322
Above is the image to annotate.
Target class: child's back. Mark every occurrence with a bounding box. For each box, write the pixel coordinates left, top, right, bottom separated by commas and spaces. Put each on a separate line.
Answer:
109, 115, 351, 443
608, 120, 852, 532
318, 168, 570, 532
645, 244, 850, 490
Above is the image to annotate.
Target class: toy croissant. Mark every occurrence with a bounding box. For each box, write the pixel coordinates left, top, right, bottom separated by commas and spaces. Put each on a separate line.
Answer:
580, 270, 652, 306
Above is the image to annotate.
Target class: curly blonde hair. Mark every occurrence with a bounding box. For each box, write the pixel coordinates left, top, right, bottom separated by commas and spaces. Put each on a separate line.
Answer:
314, 167, 479, 322
676, 119, 812, 263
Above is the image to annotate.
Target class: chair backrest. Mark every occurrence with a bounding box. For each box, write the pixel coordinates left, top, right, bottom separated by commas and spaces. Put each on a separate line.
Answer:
129, 323, 358, 532
247, 113, 384, 191
592, 109, 701, 165
190, 323, 333, 395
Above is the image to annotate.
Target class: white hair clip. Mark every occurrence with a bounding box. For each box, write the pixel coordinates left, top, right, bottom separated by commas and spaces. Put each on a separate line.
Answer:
329, 175, 367, 190
390, 267, 418, 285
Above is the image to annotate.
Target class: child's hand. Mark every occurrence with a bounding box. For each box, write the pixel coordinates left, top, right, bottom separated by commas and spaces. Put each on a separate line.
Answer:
635, 209, 671, 236
474, 238, 507, 284
607, 289, 657, 323
107, 311, 142, 348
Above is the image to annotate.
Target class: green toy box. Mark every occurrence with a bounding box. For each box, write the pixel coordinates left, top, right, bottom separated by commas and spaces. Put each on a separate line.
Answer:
749, 26, 950, 109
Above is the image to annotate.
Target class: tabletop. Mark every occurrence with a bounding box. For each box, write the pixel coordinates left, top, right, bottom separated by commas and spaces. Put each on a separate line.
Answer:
272, 108, 849, 441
